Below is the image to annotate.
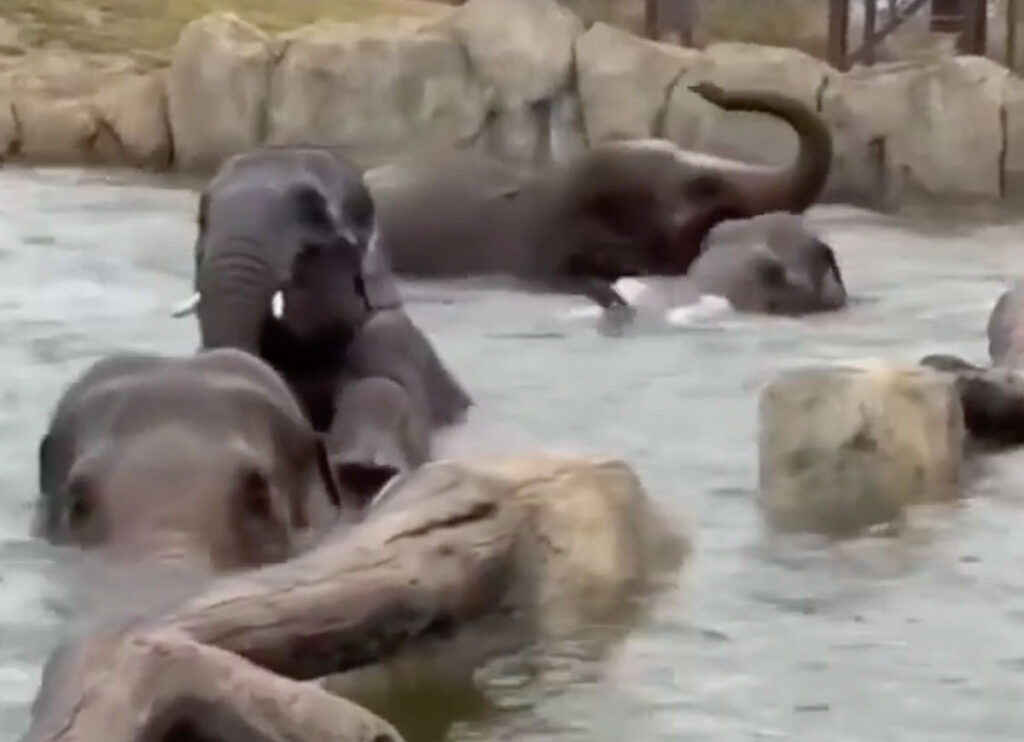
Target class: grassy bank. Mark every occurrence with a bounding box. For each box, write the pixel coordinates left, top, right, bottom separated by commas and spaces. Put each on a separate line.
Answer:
1, 0, 449, 68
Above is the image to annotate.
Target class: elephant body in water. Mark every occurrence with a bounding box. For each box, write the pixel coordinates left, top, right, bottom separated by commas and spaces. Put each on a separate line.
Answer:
687, 211, 847, 315
171, 145, 472, 454
921, 280, 1024, 447
36, 349, 346, 572
368, 82, 833, 307
577, 212, 847, 330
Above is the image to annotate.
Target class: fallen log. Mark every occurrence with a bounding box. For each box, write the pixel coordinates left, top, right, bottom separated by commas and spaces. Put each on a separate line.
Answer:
23, 455, 687, 742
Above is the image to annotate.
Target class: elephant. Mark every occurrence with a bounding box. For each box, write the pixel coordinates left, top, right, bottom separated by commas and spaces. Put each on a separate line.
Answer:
170, 145, 471, 434
686, 211, 847, 315
325, 375, 431, 507
920, 354, 1024, 448
578, 212, 847, 329
36, 348, 349, 572
986, 279, 1024, 366
367, 81, 832, 307
918, 282, 1024, 448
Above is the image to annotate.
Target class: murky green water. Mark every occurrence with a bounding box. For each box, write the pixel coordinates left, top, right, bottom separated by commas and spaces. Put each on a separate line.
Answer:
3, 165, 1024, 741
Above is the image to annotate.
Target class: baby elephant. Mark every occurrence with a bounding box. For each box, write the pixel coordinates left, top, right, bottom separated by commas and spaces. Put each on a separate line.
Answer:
325, 376, 431, 507
688, 211, 847, 315
36, 348, 347, 572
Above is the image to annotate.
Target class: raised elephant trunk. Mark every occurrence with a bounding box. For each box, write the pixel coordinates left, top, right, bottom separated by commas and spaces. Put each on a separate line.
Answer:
195, 244, 277, 354
692, 83, 834, 215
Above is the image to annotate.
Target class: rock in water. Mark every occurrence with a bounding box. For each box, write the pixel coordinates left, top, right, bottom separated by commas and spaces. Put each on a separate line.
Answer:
758, 362, 965, 536
483, 453, 689, 633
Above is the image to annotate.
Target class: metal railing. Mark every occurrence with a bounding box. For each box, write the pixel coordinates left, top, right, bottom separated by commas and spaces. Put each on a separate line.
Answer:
642, 0, 1018, 72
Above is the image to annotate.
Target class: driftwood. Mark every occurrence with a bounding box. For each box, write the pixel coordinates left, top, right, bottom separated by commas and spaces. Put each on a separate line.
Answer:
23, 456, 686, 742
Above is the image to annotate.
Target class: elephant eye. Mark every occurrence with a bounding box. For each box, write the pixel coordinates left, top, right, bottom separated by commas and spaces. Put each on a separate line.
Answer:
757, 259, 788, 288
682, 174, 723, 202
62, 476, 102, 542
236, 467, 274, 522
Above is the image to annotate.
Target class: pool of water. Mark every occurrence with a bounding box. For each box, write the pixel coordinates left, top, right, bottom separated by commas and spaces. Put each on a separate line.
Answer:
3, 165, 1024, 741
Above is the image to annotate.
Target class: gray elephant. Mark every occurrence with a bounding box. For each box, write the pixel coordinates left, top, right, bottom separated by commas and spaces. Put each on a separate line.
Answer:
586, 212, 847, 324
325, 375, 430, 506
986, 279, 1024, 366
687, 211, 847, 315
171, 145, 472, 434
368, 82, 832, 308
919, 280, 1024, 448
36, 348, 348, 572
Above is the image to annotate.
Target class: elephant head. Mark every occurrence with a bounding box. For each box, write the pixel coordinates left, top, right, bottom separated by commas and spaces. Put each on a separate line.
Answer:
690, 212, 847, 315
37, 349, 348, 573
172, 147, 402, 355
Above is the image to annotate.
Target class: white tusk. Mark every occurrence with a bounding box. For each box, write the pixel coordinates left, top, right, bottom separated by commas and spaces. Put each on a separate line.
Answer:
272, 291, 284, 319
366, 223, 379, 256
170, 292, 200, 318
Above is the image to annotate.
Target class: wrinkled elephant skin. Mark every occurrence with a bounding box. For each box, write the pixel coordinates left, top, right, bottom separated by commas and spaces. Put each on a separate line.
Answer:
36, 349, 347, 572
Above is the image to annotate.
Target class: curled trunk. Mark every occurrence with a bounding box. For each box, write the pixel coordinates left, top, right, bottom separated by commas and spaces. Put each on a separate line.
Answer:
696, 85, 833, 215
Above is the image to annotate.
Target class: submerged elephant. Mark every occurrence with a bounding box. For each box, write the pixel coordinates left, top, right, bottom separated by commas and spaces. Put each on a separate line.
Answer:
919, 281, 1024, 447
580, 212, 847, 328
368, 82, 832, 306
687, 211, 847, 315
320, 309, 470, 502
325, 375, 430, 506
171, 145, 472, 434
36, 349, 348, 572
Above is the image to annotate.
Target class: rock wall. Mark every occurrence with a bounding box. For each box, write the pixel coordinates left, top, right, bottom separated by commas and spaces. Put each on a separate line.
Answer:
3, 0, 1024, 210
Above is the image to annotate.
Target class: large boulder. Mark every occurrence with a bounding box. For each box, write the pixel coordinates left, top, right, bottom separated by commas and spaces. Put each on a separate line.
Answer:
0, 48, 158, 167
665, 42, 835, 167
446, 0, 581, 109
13, 97, 98, 164
167, 13, 275, 172
822, 57, 1007, 208
89, 73, 172, 169
266, 17, 489, 167
444, 0, 584, 164
1000, 76, 1024, 204
575, 22, 701, 143
759, 362, 965, 536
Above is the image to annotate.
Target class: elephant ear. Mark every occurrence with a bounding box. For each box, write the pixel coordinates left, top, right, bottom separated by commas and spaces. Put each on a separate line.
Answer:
359, 221, 403, 311
36, 432, 65, 537
292, 183, 403, 311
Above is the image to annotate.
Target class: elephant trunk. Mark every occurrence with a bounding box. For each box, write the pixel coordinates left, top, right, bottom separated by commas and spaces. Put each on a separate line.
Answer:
695, 85, 833, 215
196, 244, 277, 354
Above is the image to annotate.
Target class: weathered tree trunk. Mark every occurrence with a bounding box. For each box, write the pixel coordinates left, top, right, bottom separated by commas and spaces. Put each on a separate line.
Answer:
23, 462, 526, 742
22, 456, 686, 742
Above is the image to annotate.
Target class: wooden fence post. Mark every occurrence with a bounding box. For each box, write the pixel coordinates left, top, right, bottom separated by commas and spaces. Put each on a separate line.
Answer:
863, 0, 878, 65
828, 0, 851, 70
1009, 0, 1019, 70
645, 0, 658, 39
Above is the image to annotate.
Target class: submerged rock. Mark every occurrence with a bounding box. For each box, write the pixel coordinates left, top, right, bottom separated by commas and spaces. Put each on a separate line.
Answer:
758, 361, 965, 537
